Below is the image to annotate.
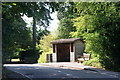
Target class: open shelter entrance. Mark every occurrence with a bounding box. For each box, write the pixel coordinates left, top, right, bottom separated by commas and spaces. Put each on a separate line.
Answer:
56, 43, 70, 62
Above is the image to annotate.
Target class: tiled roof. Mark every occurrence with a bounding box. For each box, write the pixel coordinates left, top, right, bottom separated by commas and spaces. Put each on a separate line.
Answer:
51, 38, 84, 44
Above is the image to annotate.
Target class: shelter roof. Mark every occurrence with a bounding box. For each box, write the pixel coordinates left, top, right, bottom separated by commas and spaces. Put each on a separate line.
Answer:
51, 38, 84, 44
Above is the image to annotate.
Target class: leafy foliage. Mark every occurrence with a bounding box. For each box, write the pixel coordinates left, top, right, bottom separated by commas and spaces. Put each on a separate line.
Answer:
19, 49, 40, 63
39, 34, 56, 52
71, 2, 120, 71
2, 3, 32, 62
38, 34, 56, 63
57, 18, 75, 39
2, 2, 59, 63
37, 29, 50, 44
2, 2, 120, 71
57, 2, 76, 39
56, 2, 120, 71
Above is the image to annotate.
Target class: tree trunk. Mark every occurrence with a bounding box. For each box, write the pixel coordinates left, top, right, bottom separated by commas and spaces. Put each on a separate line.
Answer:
33, 17, 36, 50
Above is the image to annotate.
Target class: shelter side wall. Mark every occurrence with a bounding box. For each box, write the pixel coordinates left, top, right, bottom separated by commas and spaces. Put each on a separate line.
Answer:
70, 52, 75, 62
74, 40, 85, 60
70, 43, 75, 62
52, 53, 57, 62
52, 44, 57, 62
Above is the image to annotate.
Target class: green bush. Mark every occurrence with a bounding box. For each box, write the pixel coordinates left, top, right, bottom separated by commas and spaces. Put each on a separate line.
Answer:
38, 52, 52, 63
19, 49, 40, 63
38, 52, 47, 63
83, 56, 102, 69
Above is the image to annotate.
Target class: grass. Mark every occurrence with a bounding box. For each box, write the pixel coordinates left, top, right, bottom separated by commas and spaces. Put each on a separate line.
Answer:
11, 59, 20, 62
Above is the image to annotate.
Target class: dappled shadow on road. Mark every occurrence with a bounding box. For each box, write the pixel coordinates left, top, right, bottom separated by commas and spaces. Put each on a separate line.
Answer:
2, 78, 119, 80
3, 64, 119, 80
84, 68, 119, 79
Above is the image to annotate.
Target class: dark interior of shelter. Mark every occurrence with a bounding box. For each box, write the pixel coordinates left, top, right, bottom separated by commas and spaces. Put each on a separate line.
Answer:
56, 43, 70, 62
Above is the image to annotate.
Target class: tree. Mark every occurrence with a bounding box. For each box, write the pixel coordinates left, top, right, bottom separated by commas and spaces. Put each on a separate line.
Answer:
38, 34, 56, 63
39, 34, 56, 53
2, 3, 33, 62
57, 18, 75, 39
2, 2, 59, 62
57, 2, 76, 39
37, 29, 50, 44
71, 2, 120, 71
55, 2, 120, 71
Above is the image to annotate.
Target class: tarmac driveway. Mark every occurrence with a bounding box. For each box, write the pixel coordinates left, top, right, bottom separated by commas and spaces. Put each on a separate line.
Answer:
4, 63, 119, 80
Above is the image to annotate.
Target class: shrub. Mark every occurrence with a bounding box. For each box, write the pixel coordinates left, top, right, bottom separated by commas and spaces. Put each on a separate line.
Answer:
38, 52, 52, 63
19, 49, 40, 63
83, 57, 102, 69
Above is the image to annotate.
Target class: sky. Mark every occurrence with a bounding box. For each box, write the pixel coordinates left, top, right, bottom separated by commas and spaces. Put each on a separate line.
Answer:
48, 11, 59, 32
22, 11, 59, 32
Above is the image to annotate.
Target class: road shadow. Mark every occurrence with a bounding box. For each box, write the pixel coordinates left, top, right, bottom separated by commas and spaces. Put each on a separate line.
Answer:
3, 64, 119, 80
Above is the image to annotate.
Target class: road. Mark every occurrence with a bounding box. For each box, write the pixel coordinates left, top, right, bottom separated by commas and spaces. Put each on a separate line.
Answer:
4, 64, 119, 80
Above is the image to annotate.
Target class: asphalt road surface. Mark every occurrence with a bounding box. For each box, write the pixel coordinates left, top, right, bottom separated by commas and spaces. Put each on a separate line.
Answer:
4, 64, 119, 80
